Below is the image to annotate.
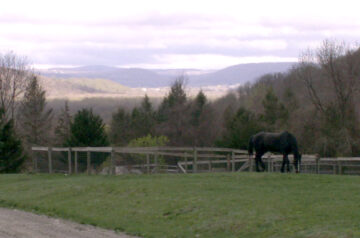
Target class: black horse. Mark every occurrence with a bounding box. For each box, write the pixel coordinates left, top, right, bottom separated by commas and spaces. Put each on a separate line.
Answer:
248, 131, 302, 173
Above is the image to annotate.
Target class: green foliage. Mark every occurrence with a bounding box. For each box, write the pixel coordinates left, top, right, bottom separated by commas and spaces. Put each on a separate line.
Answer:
156, 78, 190, 146
282, 87, 298, 114
1, 173, 360, 237
110, 95, 156, 146
67, 108, 109, 166
109, 108, 132, 146
157, 77, 187, 122
127, 134, 169, 148
54, 101, 72, 146
261, 87, 289, 130
67, 108, 109, 147
0, 110, 25, 173
218, 107, 263, 149
127, 135, 169, 164
130, 95, 156, 138
191, 90, 207, 127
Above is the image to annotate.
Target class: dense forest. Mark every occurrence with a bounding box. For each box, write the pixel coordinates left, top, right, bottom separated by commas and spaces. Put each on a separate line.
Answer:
0, 40, 359, 172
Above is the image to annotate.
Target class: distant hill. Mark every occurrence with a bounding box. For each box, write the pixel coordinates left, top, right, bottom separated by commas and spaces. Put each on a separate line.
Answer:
189, 62, 294, 86
40, 65, 172, 87
39, 76, 130, 99
39, 62, 295, 88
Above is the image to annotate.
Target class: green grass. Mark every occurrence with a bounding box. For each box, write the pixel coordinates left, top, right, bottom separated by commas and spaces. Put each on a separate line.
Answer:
0, 173, 359, 238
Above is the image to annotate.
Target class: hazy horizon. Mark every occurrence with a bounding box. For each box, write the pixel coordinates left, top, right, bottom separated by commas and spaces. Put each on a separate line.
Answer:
34, 60, 296, 71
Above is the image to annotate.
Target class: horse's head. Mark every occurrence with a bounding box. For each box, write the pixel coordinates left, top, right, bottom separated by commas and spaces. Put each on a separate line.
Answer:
294, 153, 302, 173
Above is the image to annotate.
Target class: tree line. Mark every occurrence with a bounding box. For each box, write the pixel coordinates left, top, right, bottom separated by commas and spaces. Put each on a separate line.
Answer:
0, 40, 359, 172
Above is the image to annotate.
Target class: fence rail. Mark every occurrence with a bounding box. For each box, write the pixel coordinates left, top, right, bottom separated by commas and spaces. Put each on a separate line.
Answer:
32, 146, 360, 176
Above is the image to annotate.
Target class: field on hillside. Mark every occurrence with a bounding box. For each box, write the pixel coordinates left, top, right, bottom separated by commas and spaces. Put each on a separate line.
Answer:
0, 173, 359, 238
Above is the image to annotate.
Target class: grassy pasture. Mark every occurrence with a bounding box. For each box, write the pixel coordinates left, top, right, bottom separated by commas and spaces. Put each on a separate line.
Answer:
0, 173, 359, 238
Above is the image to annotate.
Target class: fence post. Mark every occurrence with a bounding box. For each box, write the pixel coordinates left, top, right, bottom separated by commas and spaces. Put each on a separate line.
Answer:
87, 150, 91, 175
267, 156, 271, 172
74, 151, 78, 174
231, 151, 235, 172
208, 159, 212, 172
68, 148, 72, 175
146, 153, 150, 174
338, 159, 342, 175
154, 152, 158, 173
32, 150, 38, 173
184, 152, 188, 173
48, 147, 53, 174
193, 148, 198, 173
110, 149, 115, 175
315, 156, 320, 174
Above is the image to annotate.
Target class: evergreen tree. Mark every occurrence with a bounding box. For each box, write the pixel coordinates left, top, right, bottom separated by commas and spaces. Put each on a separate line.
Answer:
187, 90, 216, 146
17, 76, 53, 146
109, 108, 132, 146
139, 94, 156, 132
0, 109, 25, 173
110, 95, 156, 146
218, 107, 263, 149
156, 78, 189, 145
67, 108, 109, 166
157, 77, 187, 122
67, 108, 109, 147
191, 90, 207, 127
261, 87, 288, 130
131, 95, 156, 137
54, 101, 72, 146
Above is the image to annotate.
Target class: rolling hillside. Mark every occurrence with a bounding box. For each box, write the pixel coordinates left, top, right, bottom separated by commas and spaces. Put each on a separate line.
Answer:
39, 62, 295, 88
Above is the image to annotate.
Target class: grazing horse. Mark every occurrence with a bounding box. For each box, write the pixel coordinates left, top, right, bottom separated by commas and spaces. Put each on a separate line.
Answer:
248, 131, 302, 173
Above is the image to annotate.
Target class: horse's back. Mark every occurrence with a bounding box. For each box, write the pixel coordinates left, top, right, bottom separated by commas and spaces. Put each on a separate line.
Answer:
252, 131, 295, 154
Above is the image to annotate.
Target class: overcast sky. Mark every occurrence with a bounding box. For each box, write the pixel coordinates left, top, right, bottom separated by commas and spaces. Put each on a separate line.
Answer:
1, 0, 359, 69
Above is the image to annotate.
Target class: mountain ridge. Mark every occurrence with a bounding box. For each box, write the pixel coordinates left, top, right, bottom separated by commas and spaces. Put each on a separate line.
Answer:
39, 62, 295, 88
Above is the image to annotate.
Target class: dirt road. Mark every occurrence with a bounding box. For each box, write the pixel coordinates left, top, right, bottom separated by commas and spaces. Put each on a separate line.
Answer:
0, 207, 138, 238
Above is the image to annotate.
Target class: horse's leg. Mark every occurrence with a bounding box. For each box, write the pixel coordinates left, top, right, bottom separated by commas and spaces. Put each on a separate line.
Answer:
259, 157, 266, 172
285, 155, 290, 172
281, 154, 286, 173
255, 153, 262, 172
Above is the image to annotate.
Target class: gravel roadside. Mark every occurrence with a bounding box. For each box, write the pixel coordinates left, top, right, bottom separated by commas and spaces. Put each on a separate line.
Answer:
0, 207, 139, 238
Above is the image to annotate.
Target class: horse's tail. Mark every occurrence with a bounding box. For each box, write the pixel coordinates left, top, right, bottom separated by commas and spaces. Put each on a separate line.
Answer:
248, 136, 254, 155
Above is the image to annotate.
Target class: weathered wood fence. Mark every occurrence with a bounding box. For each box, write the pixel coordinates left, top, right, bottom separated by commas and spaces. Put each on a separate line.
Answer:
32, 146, 360, 175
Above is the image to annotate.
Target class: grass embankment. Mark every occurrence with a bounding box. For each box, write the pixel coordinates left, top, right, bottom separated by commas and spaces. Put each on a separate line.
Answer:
0, 173, 359, 238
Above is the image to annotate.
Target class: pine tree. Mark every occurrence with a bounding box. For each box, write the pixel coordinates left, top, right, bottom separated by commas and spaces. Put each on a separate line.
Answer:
55, 101, 72, 146
131, 94, 156, 137
217, 107, 263, 149
261, 87, 288, 130
17, 76, 53, 146
67, 108, 109, 147
156, 78, 189, 145
67, 108, 109, 167
0, 109, 25, 173
109, 108, 132, 146
157, 77, 187, 122
191, 90, 207, 127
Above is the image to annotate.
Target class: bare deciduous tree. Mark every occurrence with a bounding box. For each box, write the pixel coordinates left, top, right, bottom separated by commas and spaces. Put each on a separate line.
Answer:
296, 40, 360, 155
0, 51, 33, 120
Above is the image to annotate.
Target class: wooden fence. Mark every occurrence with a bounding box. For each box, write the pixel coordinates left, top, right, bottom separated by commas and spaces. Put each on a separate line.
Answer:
31, 146, 360, 176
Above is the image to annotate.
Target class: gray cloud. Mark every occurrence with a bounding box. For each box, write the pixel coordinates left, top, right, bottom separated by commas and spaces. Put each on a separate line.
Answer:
1, 3, 359, 69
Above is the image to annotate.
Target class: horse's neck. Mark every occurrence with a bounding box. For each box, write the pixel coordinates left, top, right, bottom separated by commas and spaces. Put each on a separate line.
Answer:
292, 145, 299, 157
